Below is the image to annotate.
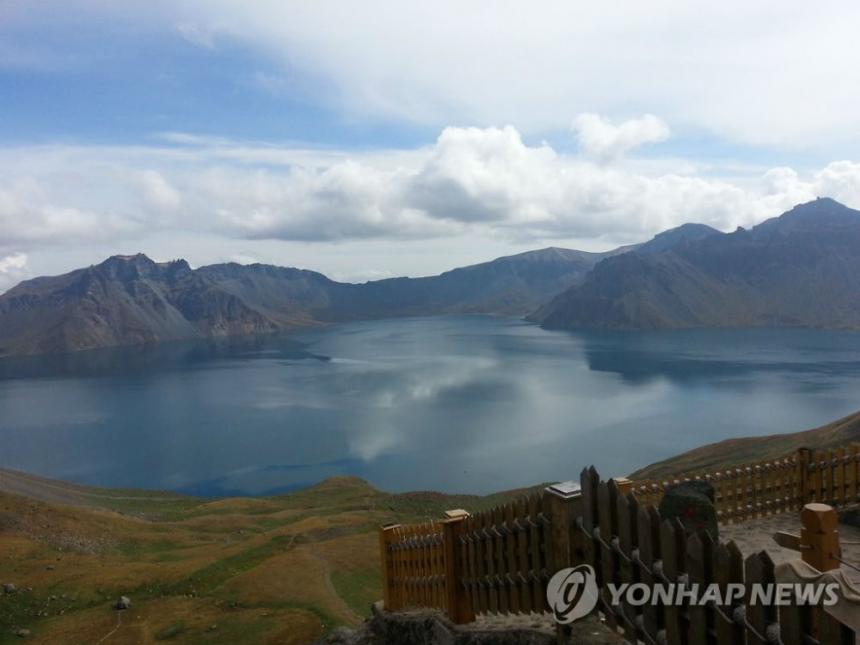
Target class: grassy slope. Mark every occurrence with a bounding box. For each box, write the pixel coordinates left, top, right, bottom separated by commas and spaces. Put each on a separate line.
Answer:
632, 410, 860, 480
0, 474, 536, 645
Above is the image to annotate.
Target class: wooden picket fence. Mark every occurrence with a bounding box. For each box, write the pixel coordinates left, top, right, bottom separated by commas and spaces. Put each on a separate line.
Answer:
631, 446, 860, 524
378, 521, 449, 614
379, 444, 860, 643
579, 467, 855, 645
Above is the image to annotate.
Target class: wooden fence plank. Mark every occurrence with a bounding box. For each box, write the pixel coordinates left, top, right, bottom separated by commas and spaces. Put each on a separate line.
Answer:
714, 541, 745, 645
475, 512, 489, 614
503, 501, 519, 615
514, 497, 532, 614
687, 531, 715, 645
527, 493, 544, 612
744, 551, 777, 645
660, 518, 686, 644
597, 480, 618, 630
637, 503, 662, 641
617, 491, 640, 638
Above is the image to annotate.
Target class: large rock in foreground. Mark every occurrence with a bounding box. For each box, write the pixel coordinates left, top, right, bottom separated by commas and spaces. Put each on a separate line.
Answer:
320, 602, 622, 645
658, 480, 719, 541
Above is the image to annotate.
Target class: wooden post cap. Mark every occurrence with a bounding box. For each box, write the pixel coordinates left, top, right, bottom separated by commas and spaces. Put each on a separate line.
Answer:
800, 502, 841, 572
801, 503, 838, 532
443, 509, 470, 519
546, 481, 582, 499
611, 477, 633, 494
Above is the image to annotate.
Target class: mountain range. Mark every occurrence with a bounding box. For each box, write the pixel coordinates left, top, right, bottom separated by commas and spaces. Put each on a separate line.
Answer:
0, 244, 624, 357
2, 197, 860, 357
532, 197, 860, 330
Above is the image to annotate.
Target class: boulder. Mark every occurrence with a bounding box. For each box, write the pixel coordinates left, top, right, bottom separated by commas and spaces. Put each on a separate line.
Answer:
3, 583, 16, 594
16, 629, 30, 638
838, 507, 860, 528
115, 596, 131, 610
658, 481, 719, 541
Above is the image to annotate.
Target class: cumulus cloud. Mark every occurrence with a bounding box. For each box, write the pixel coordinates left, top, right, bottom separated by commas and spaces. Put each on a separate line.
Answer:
3, 123, 860, 280
573, 114, 670, 161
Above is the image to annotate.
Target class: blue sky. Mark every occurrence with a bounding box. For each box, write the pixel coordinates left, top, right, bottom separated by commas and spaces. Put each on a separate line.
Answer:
2, 1, 860, 291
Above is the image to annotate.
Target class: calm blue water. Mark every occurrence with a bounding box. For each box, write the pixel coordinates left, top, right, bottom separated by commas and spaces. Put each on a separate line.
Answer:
1, 316, 859, 496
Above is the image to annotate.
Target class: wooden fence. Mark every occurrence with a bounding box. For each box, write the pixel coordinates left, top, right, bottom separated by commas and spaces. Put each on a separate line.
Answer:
378, 521, 450, 615
630, 446, 860, 524
579, 467, 856, 645
379, 444, 860, 642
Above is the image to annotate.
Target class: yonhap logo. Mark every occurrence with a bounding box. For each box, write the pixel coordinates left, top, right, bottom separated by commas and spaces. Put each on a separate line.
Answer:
546, 564, 599, 624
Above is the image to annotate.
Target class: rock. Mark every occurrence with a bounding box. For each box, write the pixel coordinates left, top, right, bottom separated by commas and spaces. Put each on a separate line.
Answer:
838, 507, 860, 528
16, 629, 30, 638
3, 583, 16, 594
658, 481, 719, 541
115, 596, 131, 610
326, 627, 360, 644
45, 565, 55, 571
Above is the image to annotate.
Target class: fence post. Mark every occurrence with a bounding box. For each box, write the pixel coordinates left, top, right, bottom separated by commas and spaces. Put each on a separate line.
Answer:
545, 481, 583, 571
379, 524, 400, 610
798, 447, 812, 505
546, 481, 583, 645
800, 503, 841, 572
442, 516, 474, 624
612, 476, 633, 497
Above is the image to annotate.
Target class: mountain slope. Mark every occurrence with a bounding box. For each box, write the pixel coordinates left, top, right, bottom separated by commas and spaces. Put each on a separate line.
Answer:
532, 198, 860, 330
0, 255, 282, 356
0, 246, 621, 357
632, 409, 860, 480
321, 246, 627, 320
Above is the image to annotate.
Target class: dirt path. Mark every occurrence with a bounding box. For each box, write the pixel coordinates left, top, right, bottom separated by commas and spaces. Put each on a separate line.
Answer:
309, 551, 364, 625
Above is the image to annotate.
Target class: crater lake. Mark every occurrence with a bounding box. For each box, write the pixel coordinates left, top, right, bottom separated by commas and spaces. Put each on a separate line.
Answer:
2, 315, 859, 496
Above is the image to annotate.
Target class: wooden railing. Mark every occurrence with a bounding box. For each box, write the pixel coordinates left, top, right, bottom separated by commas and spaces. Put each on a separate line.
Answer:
378, 520, 449, 615
577, 467, 857, 644
631, 446, 860, 523
378, 444, 860, 642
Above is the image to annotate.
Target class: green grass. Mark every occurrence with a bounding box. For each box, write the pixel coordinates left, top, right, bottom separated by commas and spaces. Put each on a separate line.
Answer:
164, 534, 297, 596
331, 569, 382, 617
0, 590, 102, 645
156, 620, 187, 640
0, 472, 559, 644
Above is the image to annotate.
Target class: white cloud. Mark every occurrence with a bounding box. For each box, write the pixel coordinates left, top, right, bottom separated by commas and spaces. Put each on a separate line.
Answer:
0, 174, 140, 249
163, 1, 860, 148
573, 114, 670, 161
6, 2, 860, 150
0, 253, 27, 273
0, 253, 29, 293
4, 122, 860, 282
140, 170, 181, 210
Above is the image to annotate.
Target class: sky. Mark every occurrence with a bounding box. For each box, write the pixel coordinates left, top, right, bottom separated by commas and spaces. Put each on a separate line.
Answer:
3, 1, 860, 292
